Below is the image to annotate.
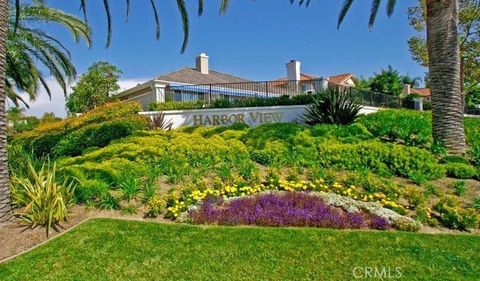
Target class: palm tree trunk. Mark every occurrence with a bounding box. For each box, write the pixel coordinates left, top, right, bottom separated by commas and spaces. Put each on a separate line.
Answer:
0, 0, 12, 223
426, 0, 466, 154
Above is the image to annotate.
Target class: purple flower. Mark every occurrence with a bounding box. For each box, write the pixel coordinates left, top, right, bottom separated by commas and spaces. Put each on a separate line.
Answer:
189, 192, 391, 230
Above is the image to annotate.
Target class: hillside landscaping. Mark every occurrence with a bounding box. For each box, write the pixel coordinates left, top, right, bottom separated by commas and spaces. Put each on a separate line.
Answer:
7, 101, 480, 235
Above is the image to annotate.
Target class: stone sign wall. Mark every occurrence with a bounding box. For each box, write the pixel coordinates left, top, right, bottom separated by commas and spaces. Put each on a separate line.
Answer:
139, 105, 379, 129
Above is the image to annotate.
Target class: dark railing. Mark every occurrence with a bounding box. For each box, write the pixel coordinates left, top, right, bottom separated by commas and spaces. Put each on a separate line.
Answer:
346, 88, 403, 108
465, 107, 480, 116
163, 79, 407, 110
165, 79, 325, 103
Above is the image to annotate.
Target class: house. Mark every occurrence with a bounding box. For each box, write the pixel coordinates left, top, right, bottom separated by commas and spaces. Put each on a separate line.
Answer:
402, 84, 431, 101
274, 60, 356, 90
117, 54, 356, 110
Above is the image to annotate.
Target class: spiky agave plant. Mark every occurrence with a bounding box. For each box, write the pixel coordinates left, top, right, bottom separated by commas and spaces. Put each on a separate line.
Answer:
10, 162, 76, 237
302, 88, 362, 125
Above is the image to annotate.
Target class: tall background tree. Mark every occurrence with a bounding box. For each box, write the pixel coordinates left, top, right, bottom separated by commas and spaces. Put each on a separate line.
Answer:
407, 0, 480, 97
66, 61, 122, 114
337, 0, 467, 154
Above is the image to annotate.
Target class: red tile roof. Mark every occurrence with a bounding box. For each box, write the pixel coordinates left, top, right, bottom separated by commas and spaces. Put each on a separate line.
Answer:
411, 88, 431, 97
328, 73, 354, 85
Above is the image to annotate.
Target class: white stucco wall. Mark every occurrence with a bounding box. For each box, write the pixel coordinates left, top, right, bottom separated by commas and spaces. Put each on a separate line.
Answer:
139, 105, 380, 129
127, 92, 156, 110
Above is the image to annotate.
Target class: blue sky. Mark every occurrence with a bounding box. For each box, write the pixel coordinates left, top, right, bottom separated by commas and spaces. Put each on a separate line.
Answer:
21, 0, 424, 116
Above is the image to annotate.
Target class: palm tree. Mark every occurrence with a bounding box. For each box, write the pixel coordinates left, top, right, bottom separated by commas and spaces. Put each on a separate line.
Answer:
336, 0, 466, 154
6, 4, 91, 107
0, 0, 10, 223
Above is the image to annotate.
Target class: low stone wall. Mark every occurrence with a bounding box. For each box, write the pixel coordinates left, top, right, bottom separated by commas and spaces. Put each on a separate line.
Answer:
139, 105, 380, 129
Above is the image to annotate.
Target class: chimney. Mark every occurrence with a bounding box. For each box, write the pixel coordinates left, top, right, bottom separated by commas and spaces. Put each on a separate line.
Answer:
286, 60, 301, 81
403, 84, 411, 97
196, 53, 209, 74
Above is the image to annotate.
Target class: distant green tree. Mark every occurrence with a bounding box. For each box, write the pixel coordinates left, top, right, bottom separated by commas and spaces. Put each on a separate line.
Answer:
407, 0, 480, 94
353, 76, 372, 91
466, 86, 480, 107
66, 62, 122, 114
6, 107, 39, 133
39, 112, 61, 124
402, 75, 422, 88
369, 66, 404, 96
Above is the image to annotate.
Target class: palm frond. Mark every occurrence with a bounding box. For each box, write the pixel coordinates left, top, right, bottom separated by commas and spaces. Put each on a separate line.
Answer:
338, 0, 354, 29
220, 0, 229, 15
369, 0, 381, 29
150, 0, 160, 40
102, 0, 112, 47
6, 3, 89, 105
177, 0, 189, 54
386, 0, 396, 17
198, 0, 204, 16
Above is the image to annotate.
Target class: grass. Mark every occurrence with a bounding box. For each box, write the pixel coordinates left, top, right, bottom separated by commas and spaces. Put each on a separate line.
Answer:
1, 219, 479, 281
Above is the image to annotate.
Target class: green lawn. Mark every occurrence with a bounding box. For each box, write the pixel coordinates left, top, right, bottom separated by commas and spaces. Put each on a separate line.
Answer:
1, 219, 479, 281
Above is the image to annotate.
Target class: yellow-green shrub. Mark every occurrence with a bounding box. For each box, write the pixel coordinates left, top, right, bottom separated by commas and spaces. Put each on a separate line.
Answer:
11, 102, 143, 157
434, 196, 479, 230
444, 163, 478, 179
315, 141, 445, 180
53, 115, 149, 157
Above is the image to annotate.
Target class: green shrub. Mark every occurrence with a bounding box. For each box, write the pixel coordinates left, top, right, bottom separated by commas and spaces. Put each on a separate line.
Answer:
7, 145, 42, 178
302, 88, 362, 125
453, 180, 467, 196
393, 217, 421, 232
250, 150, 274, 166
473, 197, 480, 211
99, 193, 120, 210
433, 196, 478, 230
359, 109, 432, 146
209, 95, 314, 109
310, 123, 373, 142
30, 131, 65, 157
53, 116, 149, 157
404, 186, 426, 208
75, 179, 110, 204
240, 123, 304, 150
12, 102, 143, 158
315, 141, 445, 180
118, 173, 141, 202
145, 195, 167, 218
444, 163, 478, 179
423, 183, 442, 196
148, 100, 205, 111
440, 155, 471, 165
10, 162, 75, 237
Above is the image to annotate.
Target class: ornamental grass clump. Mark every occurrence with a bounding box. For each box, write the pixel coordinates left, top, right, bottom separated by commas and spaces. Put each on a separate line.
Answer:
10, 162, 76, 237
190, 192, 390, 230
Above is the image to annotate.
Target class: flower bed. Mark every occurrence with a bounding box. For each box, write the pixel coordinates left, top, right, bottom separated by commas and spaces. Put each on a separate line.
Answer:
189, 192, 391, 230
166, 179, 405, 218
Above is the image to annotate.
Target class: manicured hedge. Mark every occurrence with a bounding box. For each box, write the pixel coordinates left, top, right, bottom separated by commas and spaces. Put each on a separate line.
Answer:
11, 102, 145, 158
53, 116, 149, 157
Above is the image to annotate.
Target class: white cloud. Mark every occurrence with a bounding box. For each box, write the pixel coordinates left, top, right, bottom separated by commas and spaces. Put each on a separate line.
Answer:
8, 77, 149, 118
